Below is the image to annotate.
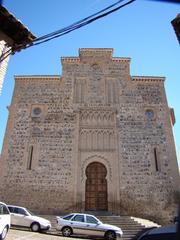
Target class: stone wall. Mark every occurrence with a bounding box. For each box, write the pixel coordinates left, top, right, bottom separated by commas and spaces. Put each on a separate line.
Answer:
0, 49, 179, 222
0, 76, 77, 213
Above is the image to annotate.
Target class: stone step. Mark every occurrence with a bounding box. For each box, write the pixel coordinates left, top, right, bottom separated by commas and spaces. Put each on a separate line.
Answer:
97, 215, 147, 239
100, 220, 141, 224
41, 214, 157, 240
122, 229, 144, 233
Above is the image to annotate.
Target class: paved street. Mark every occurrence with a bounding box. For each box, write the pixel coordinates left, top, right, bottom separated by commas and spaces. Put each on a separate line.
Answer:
6, 229, 88, 240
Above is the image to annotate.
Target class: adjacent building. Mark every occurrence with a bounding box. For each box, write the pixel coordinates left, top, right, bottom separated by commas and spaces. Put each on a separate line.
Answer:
0, 5, 35, 94
0, 48, 179, 223
171, 13, 180, 44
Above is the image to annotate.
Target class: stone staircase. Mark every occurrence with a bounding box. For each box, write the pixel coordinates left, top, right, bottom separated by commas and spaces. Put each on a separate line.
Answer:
98, 215, 147, 240
42, 214, 157, 240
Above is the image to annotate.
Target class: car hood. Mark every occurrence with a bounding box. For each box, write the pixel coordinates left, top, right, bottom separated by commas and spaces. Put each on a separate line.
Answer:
99, 223, 122, 232
148, 224, 176, 234
30, 216, 51, 225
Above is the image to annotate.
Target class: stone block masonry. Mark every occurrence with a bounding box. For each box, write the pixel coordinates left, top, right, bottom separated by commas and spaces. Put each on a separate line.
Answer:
0, 49, 179, 223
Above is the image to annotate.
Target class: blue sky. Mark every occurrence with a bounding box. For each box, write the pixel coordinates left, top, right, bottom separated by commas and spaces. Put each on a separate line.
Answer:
0, 0, 180, 168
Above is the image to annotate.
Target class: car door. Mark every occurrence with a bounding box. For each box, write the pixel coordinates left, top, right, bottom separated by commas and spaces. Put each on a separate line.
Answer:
10, 207, 30, 227
70, 214, 88, 235
0, 203, 10, 235
85, 215, 104, 237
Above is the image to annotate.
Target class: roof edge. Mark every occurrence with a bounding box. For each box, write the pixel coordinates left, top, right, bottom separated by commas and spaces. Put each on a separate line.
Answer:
132, 76, 165, 82
14, 75, 61, 80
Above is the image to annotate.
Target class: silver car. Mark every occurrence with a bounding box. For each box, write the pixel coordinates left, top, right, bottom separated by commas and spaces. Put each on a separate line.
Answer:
56, 213, 123, 240
7, 205, 51, 232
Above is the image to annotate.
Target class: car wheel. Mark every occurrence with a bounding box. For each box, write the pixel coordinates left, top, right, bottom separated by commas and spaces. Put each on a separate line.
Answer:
105, 231, 116, 240
62, 226, 72, 237
31, 222, 40, 232
0, 226, 8, 240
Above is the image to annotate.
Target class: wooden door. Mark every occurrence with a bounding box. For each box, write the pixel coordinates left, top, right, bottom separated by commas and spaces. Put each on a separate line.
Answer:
85, 162, 107, 211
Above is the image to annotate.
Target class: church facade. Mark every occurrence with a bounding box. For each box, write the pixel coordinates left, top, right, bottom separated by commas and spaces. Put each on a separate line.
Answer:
0, 49, 179, 222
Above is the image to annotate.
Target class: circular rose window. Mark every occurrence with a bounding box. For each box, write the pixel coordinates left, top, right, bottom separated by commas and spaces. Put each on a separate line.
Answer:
145, 109, 154, 119
33, 107, 42, 115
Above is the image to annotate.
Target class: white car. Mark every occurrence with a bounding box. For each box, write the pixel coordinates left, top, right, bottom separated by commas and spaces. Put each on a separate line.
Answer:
0, 202, 11, 240
7, 205, 51, 232
56, 213, 123, 240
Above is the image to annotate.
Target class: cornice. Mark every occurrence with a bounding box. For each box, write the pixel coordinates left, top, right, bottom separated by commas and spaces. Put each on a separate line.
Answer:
132, 76, 165, 82
14, 75, 61, 81
62, 48, 130, 64
112, 57, 131, 63
61, 57, 130, 64
61, 57, 80, 63
79, 48, 113, 53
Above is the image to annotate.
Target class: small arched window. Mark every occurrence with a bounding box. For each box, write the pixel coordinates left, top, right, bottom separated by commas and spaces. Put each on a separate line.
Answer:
145, 109, 154, 120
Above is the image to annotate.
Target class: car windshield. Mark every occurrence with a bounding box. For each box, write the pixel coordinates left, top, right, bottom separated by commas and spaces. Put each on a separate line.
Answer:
86, 215, 99, 224
25, 209, 35, 216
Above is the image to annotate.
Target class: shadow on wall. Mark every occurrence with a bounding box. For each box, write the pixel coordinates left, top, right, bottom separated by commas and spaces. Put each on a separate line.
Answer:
117, 190, 180, 225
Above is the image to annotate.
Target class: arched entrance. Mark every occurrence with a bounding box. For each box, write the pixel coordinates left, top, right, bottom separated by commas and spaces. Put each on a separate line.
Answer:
85, 162, 107, 211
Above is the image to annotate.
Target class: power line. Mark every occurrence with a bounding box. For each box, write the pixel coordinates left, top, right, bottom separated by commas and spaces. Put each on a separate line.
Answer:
0, 0, 135, 63
29, 0, 135, 47
0, 47, 12, 64
33, 0, 126, 42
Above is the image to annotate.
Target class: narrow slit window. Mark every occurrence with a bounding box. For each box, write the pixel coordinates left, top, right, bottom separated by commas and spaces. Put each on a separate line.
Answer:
27, 146, 33, 170
154, 148, 160, 172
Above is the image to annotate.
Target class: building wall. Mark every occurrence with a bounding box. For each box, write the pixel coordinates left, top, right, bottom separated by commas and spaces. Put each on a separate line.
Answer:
0, 40, 10, 94
0, 49, 179, 222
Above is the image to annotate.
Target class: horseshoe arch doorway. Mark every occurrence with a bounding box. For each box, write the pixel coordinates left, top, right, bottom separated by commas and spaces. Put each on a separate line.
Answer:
85, 162, 108, 211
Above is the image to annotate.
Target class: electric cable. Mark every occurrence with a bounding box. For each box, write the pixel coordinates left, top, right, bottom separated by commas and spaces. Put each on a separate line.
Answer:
33, 0, 126, 42
0, 0, 136, 63
28, 0, 135, 47
0, 47, 13, 64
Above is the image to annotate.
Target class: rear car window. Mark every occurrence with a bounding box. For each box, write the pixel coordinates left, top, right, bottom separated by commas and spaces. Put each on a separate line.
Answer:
63, 214, 74, 220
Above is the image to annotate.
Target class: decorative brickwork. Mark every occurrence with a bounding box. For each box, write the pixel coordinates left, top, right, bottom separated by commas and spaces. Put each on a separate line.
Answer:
0, 49, 179, 223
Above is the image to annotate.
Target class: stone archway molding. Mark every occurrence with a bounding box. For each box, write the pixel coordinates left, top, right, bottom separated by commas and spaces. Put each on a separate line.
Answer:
81, 154, 112, 183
